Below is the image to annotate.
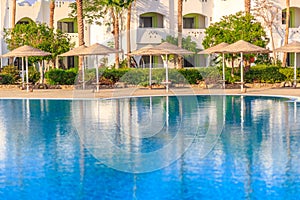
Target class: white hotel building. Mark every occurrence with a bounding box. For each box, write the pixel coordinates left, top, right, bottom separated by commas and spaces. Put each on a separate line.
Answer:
1, 0, 300, 68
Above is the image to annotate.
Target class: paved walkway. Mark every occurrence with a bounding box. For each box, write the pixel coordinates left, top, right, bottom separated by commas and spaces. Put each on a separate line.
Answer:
1, 86, 300, 100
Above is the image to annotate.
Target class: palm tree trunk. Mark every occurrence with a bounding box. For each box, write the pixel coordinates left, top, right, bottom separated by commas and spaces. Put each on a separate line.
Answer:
244, 0, 251, 14
111, 8, 120, 69
49, 0, 55, 29
12, 0, 16, 28
282, 0, 290, 67
10, 0, 17, 65
126, 3, 132, 68
177, 0, 183, 68
76, 0, 85, 70
270, 29, 277, 65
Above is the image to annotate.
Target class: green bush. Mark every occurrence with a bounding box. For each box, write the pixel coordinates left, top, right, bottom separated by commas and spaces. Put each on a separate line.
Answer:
0, 74, 14, 84
244, 65, 286, 83
279, 67, 295, 81
102, 68, 130, 83
1, 65, 20, 82
45, 68, 77, 85
119, 69, 147, 85
28, 66, 40, 84
177, 69, 202, 84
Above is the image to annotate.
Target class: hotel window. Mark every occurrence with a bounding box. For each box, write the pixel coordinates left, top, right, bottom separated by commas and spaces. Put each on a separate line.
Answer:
183, 18, 194, 29
140, 17, 153, 28
282, 11, 292, 27
57, 22, 74, 33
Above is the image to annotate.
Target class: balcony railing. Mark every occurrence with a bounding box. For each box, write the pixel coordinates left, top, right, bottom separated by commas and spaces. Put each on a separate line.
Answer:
137, 28, 168, 44
183, 29, 206, 49
67, 33, 79, 46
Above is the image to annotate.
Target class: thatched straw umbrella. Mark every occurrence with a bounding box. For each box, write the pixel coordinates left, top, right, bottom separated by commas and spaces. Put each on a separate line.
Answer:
275, 41, 300, 87
1, 45, 51, 92
78, 43, 120, 92
198, 42, 229, 88
130, 42, 193, 92
152, 42, 193, 92
130, 45, 157, 88
220, 40, 270, 92
59, 45, 88, 89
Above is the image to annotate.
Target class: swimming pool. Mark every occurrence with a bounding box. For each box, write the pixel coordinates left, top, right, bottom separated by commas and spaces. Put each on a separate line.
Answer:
0, 95, 299, 199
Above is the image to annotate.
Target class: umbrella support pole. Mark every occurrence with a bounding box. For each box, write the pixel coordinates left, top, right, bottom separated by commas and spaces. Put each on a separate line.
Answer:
165, 54, 169, 93
149, 56, 152, 89
294, 52, 297, 88
240, 52, 245, 93
26, 57, 29, 92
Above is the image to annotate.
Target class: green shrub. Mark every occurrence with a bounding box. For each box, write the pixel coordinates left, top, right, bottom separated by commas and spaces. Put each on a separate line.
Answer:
28, 66, 40, 84
177, 69, 202, 84
0, 74, 14, 84
119, 69, 147, 85
279, 67, 295, 81
45, 68, 77, 85
1, 65, 20, 82
102, 68, 130, 83
245, 65, 286, 83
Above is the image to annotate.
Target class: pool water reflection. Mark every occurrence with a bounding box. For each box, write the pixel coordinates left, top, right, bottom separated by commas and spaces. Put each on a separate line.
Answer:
0, 96, 299, 199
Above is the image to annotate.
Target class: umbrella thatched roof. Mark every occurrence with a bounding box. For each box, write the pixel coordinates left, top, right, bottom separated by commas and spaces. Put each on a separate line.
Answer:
198, 42, 229, 54
1, 45, 51, 57
221, 40, 270, 53
129, 42, 193, 56
59, 45, 88, 56
274, 41, 300, 53
80, 43, 120, 55
129, 45, 157, 56
155, 42, 194, 55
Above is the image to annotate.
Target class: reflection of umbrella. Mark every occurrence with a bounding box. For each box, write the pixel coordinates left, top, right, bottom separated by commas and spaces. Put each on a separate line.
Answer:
198, 42, 229, 88
152, 42, 193, 92
130, 45, 157, 88
1, 45, 51, 92
221, 40, 270, 92
275, 41, 300, 87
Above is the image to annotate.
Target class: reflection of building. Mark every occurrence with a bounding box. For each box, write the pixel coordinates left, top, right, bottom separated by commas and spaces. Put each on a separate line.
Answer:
1, 0, 300, 67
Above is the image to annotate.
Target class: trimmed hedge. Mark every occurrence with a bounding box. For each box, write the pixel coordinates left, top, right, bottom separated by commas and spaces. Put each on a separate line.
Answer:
0, 74, 14, 84
244, 65, 286, 83
45, 68, 77, 85
2, 65, 298, 86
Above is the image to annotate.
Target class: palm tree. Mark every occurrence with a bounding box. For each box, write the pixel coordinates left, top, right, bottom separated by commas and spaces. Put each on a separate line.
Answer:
10, 0, 17, 65
126, 2, 132, 68
12, 0, 16, 28
111, 8, 120, 69
76, 0, 85, 69
177, 0, 183, 68
282, 0, 290, 67
49, 0, 55, 29
244, 0, 251, 13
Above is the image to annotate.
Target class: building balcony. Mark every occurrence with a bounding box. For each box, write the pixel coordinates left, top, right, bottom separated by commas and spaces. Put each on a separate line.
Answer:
67, 33, 79, 46
136, 28, 168, 44
183, 29, 206, 49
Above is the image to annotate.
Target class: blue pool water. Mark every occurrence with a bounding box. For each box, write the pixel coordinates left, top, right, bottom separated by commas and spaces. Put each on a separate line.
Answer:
0, 96, 299, 199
